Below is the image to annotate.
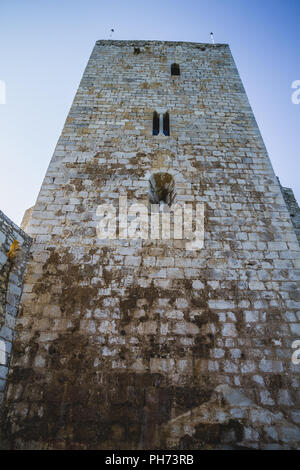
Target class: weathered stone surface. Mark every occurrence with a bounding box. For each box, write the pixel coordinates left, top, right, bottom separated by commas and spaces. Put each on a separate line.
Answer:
0, 210, 31, 407
0, 40, 300, 449
279, 180, 300, 246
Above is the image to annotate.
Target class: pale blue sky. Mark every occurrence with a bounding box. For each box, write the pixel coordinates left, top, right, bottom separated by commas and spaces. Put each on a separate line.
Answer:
0, 0, 299, 225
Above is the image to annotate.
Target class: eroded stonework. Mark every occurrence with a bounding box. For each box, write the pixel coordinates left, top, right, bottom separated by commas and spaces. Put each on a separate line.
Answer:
279, 181, 300, 246
0, 210, 31, 405
1, 40, 300, 449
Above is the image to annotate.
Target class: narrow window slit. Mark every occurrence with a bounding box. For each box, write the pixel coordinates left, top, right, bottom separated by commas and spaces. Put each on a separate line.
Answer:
163, 112, 170, 136
171, 63, 180, 76
153, 111, 159, 135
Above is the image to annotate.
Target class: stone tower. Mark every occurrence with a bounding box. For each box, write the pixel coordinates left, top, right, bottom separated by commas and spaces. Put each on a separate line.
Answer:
1, 40, 300, 450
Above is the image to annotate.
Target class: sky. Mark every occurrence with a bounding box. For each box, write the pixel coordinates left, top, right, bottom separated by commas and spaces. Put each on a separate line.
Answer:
0, 0, 299, 225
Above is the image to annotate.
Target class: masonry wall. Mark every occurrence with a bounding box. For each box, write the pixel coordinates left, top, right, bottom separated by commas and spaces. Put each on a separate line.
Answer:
0, 210, 31, 405
279, 182, 300, 246
2, 41, 300, 449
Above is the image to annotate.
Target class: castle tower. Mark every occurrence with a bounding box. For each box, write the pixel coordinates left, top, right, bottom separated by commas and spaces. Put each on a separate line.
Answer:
1, 40, 300, 449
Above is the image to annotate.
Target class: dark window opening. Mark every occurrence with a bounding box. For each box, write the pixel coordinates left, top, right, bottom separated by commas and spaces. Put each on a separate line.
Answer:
153, 111, 159, 135
149, 173, 175, 206
163, 112, 170, 136
171, 63, 180, 76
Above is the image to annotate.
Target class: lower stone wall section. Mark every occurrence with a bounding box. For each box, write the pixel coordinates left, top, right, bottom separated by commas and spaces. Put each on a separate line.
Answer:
0, 210, 31, 404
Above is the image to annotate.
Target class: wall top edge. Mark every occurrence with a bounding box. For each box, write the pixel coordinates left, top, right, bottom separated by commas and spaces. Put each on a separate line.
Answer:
95, 40, 229, 48
0, 209, 32, 243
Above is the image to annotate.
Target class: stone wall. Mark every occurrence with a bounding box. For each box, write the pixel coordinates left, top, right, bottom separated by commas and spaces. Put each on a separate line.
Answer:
0, 210, 31, 404
279, 181, 300, 246
20, 207, 34, 233
2, 40, 300, 449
